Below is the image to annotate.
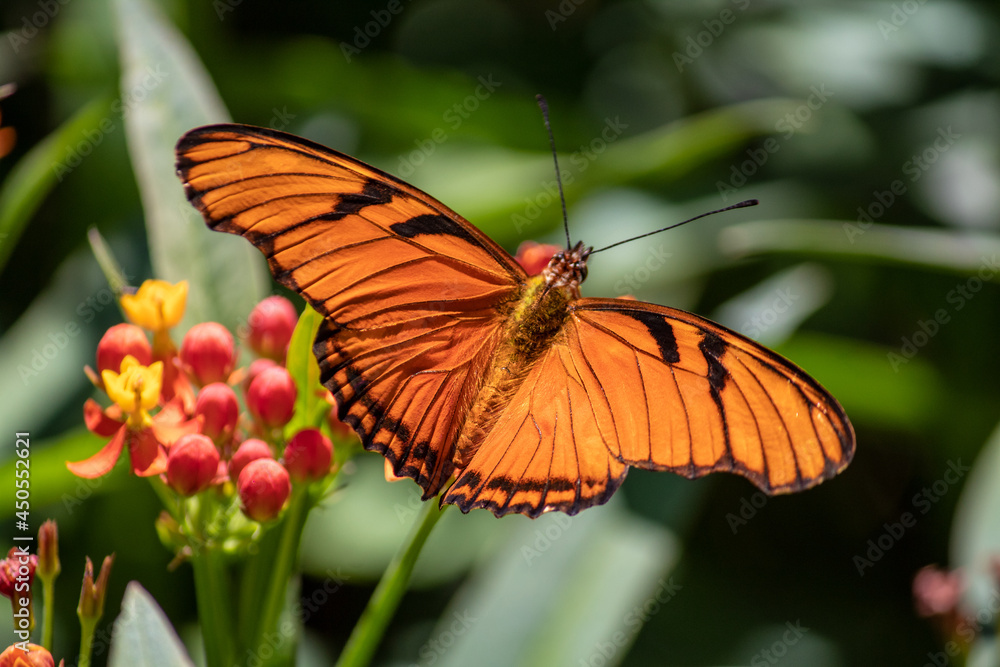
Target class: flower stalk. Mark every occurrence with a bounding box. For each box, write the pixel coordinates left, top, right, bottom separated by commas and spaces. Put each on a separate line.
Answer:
335, 500, 449, 667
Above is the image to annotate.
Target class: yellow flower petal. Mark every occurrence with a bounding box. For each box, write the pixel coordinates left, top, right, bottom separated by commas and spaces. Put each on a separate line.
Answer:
138, 361, 163, 411
121, 280, 188, 331
101, 355, 162, 417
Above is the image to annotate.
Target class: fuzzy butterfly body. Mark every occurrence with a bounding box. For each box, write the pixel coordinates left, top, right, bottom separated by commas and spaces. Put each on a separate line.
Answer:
176, 124, 855, 518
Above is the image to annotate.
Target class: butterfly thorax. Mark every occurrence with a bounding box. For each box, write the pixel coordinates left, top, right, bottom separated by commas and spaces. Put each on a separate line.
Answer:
452, 243, 590, 468
542, 241, 591, 296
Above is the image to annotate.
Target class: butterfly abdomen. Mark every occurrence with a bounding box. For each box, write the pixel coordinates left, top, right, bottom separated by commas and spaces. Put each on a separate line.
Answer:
453, 275, 573, 467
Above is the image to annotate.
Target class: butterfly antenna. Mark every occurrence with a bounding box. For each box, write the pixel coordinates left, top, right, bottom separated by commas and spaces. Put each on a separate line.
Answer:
536, 94, 572, 249
590, 199, 759, 254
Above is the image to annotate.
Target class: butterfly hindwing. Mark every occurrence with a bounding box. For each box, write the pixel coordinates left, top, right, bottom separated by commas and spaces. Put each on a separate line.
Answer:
176, 124, 526, 496
445, 298, 853, 517
444, 340, 628, 517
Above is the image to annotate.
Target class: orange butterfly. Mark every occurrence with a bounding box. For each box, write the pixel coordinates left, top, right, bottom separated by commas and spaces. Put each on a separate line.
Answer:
175, 124, 855, 518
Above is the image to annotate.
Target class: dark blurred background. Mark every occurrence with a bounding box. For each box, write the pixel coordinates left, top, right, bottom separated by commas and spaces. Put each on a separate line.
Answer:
2, 0, 999, 665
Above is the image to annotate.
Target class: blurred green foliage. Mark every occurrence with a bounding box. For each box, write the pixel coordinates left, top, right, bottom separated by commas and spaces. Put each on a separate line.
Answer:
1, 0, 999, 665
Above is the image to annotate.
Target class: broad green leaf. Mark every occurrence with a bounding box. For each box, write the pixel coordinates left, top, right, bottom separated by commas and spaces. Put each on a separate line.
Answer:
420, 99, 813, 248
108, 582, 195, 667
951, 419, 1000, 612
713, 263, 834, 347
0, 249, 108, 439
721, 219, 1000, 275
430, 502, 678, 667
113, 0, 268, 332
0, 97, 110, 273
775, 331, 944, 432
299, 453, 502, 587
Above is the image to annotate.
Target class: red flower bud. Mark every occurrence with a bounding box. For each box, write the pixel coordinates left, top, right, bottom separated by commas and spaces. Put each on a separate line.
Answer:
37, 520, 59, 584
283, 428, 332, 481
0, 547, 36, 600
246, 366, 297, 429
229, 438, 273, 482
0, 547, 37, 634
0, 643, 54, 667
96, 324, 152, 375
913, 566, 963, 618
166, 433, 220, 496
247, 296, 298, 361
514, 241, 562, 276
243, 358, 278, 394
78, 554, 113, 624
238, 459, 290, 521
180, 322, 235, 386
194, 383, 239, 443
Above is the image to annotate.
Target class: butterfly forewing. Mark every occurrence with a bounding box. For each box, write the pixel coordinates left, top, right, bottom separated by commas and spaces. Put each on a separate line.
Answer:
176, 125, 526, 496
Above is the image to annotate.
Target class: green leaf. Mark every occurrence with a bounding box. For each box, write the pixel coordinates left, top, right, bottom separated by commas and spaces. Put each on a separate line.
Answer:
720, 219, 1000, 275
0, 429, 126, 519
0, 96, 111, 273
429, 501, 678, 667
285, 304, 325, 438
108, 582, 195, 667
775, 332, 944, 432
419, 99, 811, 248
951, 418, 1000, 613
113, 0, 268, 332
0, 249, 117, 440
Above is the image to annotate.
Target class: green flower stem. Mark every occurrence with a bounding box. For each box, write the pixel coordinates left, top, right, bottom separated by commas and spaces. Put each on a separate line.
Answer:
335, 500, 448, 667
77, 614, 96, 667
191, 546, 236, 667
251, 485, 311, 661
41, 576, 55, 649
148, 475, 182, 522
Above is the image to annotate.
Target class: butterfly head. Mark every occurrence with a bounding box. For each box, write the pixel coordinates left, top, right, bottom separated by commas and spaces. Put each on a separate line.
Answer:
542, 240, 592, 292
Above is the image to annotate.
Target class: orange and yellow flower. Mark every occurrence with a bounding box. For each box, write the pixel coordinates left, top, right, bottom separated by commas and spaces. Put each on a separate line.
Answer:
120, 279, 188, 333
68, 356, 199, 479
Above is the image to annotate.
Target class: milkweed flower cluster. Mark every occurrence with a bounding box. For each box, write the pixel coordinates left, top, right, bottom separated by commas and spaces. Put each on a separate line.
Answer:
69, 280, 346, 529
63, 278, 359, 667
